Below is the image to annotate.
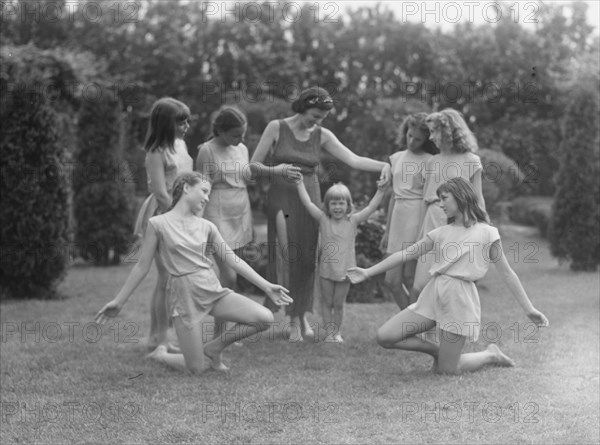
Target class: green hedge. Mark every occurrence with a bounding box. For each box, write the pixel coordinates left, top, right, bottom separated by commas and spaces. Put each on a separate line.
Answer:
509, 196, 553, 237
73, 86, 136, 265
0, 94, 71, 299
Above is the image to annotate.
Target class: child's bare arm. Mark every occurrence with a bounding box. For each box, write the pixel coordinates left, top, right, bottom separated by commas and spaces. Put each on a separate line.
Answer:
491, 241, 549, 326
296, 176, 324, 221
353, 184, 387, 224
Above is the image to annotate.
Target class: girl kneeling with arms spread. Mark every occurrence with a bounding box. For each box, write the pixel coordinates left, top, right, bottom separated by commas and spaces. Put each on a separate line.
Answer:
347, 177, 549, 374
96, 172, 292, 374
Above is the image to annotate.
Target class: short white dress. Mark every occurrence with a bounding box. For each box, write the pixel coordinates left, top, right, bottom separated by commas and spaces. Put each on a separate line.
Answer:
148, 214, 233, 329
407, 222, 500, 342
386, 150, 431, 253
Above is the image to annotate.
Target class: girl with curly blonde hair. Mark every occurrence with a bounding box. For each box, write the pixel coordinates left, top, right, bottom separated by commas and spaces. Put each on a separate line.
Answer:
410, 109, 486, 304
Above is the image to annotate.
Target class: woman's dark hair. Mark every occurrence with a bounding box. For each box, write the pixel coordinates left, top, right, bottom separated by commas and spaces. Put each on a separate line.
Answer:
291, 87, 334, 114
212, 106, 247, 136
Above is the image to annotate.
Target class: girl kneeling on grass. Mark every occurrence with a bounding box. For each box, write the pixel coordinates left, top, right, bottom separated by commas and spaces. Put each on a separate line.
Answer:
296, 176, 386, 342
346, 177, 549, 374
96, 172, 292, 374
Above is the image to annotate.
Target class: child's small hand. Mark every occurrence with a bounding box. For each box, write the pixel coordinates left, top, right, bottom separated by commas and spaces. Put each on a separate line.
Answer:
346, 267, 369, 284
526, 308, 549, 327
294, 173, 304, 185
95, 300, 123, 325
378, 163, 391, 185
376, 179, 389, 190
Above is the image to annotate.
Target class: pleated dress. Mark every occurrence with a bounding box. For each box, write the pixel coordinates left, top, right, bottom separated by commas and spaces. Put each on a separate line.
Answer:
386, 150, 431, 254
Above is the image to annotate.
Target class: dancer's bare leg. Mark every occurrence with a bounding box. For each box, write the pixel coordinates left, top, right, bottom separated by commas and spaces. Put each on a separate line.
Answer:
203, 293, 275, 370
147, 316, 205, 374
148, 253, 169, 348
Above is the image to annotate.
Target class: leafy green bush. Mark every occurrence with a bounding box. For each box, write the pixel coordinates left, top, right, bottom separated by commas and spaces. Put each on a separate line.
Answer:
0, 93, 70, 299
479, 148, 527, 216
347, 209, 387, 303
73, 87, 136, 265
509, 196, 553, 237
549, 80, 600, 271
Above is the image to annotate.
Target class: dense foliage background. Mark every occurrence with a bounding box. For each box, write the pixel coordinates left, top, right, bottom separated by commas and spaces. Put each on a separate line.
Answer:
1, 0, 598, 298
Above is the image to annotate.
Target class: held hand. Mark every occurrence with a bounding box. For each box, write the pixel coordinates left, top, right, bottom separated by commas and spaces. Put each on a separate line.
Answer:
95, 300, 123, 325
378, 163, 391, 185
279, 164, 302, 182
265, 284, 293, 306
526, 308, 549, 327
346, 267, 369, 284
294, 173, 304, 185
376, 179, 389, 190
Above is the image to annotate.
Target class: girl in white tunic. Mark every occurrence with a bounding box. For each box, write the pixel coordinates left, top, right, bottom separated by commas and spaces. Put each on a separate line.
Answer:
347, 178, 549, 374
97, 172, 292, 374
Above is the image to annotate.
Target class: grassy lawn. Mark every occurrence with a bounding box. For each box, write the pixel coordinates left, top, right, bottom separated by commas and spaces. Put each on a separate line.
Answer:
1, 225, 598, 444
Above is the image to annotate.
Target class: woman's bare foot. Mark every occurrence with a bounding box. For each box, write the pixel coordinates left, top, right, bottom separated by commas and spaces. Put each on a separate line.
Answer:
487, 344, 516, 367
286, 321, 304, 343
301, 315, 315, 338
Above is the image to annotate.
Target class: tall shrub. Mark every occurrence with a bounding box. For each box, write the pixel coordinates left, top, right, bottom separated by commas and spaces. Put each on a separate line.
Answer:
0, 93, 70, 299
549, 81, 600, 271
73, 87, 136, 265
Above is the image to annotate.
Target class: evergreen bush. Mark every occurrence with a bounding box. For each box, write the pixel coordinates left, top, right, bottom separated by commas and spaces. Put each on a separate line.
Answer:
549, 82, 600, 271
0, 93, 70, 299
73, 87, 136, 265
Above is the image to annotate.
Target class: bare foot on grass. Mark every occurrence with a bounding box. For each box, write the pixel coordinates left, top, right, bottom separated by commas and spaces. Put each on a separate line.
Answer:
487, 344, 516, 367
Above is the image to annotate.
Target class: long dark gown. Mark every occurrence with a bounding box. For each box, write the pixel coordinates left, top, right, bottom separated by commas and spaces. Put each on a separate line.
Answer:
264, 120, 322, 318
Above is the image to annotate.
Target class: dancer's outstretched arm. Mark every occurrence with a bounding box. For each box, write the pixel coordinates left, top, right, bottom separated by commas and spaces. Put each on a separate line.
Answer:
490, 241, 549, 327
347, 236, 433, 284
96, 226, 158, 323
215, 235, 293, 307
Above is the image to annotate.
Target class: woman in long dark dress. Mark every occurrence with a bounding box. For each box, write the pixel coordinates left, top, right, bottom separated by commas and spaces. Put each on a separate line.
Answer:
250, 87, 391, 340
